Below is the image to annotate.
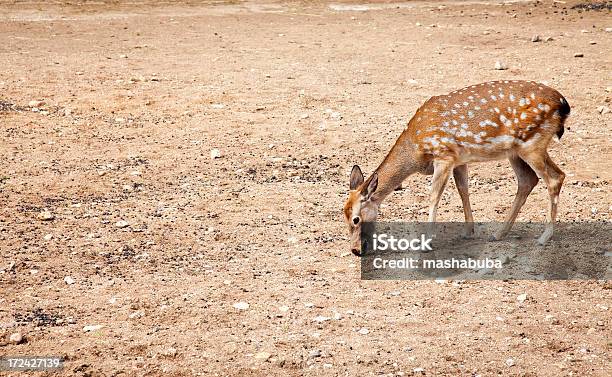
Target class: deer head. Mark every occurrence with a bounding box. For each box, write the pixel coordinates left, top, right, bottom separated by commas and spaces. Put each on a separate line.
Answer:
343, 165, 379, 256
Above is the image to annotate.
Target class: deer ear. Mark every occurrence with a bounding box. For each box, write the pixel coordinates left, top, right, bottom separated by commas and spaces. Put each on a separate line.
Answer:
362, 172, 378, 200
349, 165, 364, 190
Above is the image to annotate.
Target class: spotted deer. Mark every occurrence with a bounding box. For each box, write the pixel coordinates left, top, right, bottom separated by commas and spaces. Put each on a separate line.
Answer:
343, 80, 570, 255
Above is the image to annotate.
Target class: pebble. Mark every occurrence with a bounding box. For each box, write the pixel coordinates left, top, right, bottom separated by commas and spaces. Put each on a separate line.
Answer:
545, 36, 554, 42
531, 35, 541, 42
505, 358, 515, 367
64, 276, 75, 285
304, 303, 314, 308
129, 310, 145, 319
210, 149, 221, 159
494, 61, 508, 70
9, 332, 24, 344
114, 117, 125, 123
308, 350, 322, 358
300, 113, 309, 119
37, 210, 55, 221
43, 233, 53, 241
211, 104, 225, 109
313, 315, 331, 323
115, 220, 129, 228
596, 106, 610, 115
606, 28, 612, 33
357, 327, 369, 335
233, 302, 249, 310
517, 293, 527, 303
120, 54, 128, 58
83, 325, 104, 332
573, 53, 584, 58
329, 111, 342, 121
163, 347, 177, 357
28, 100, 44, 107
254, 352, 271, 361
413, 367, 425, 374
279, 306, 290, 312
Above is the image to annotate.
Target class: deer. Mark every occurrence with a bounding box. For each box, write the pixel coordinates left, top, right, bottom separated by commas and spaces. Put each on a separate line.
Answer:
343, 80, 570, 255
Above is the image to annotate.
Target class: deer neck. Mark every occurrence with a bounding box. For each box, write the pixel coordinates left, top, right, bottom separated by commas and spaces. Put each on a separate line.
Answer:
368, 135, 425, 204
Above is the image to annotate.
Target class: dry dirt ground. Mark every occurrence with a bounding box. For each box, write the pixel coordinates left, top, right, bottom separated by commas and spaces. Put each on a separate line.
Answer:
0, 0, 611, 376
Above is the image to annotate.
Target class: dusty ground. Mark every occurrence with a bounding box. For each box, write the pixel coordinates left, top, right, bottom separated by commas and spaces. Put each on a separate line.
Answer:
0, 0, 611, 376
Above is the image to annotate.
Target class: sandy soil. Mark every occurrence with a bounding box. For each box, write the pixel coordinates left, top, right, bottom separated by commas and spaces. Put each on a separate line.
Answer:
0, 0, 611, 376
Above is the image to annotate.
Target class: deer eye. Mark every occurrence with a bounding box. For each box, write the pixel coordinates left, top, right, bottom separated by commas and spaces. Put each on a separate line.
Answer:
352, 216, 361, 225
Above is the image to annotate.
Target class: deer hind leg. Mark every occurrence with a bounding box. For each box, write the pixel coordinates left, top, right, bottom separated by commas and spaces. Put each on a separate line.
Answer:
428, 159, 454, 223
519, 152, 565, 245
453, 164, 474, 237
494, 155, 539, 240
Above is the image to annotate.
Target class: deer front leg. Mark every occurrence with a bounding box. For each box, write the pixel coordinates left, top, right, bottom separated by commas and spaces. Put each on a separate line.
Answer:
453, 164, 474, 238
428, 159, 454, 223
493, 156, 539, 241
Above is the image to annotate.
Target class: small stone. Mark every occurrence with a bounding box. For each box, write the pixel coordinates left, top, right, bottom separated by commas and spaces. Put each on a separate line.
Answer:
115, 220, 129, 228
358, 327, 369, 335
211, 103, 225, 109
329, 111, 342, 121
415, 22, 422, 26
64, 276, 75, 285
505, 358, 515, 367
589, 41, 597, 45
313, 315, 331, 323
120, 54, 128, 58
413, 367, 425, 374
163, 347, 177, 357
233, 302, 249, 310
28, 100, 44, 107
494, 61, 508, 70
531, 35, 541, 42
300, 113, 309, 119
83, 325, 104, 332
9, 332, 24, 344
596, 106, 611, 115
544, 36, 554, 42
129, 310, 144, 319
210, 149, 221, 159
43, 234, 53, 241
114, 117, 125, 123
38, 210, 55, 221
308, 350, 322, 359
517, 293, 527, 303
304, 303, 314, 308
254, 352, 272, 361
606, 28, 612, 33
573, 53, 584, 58
279, 306, 290, 312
